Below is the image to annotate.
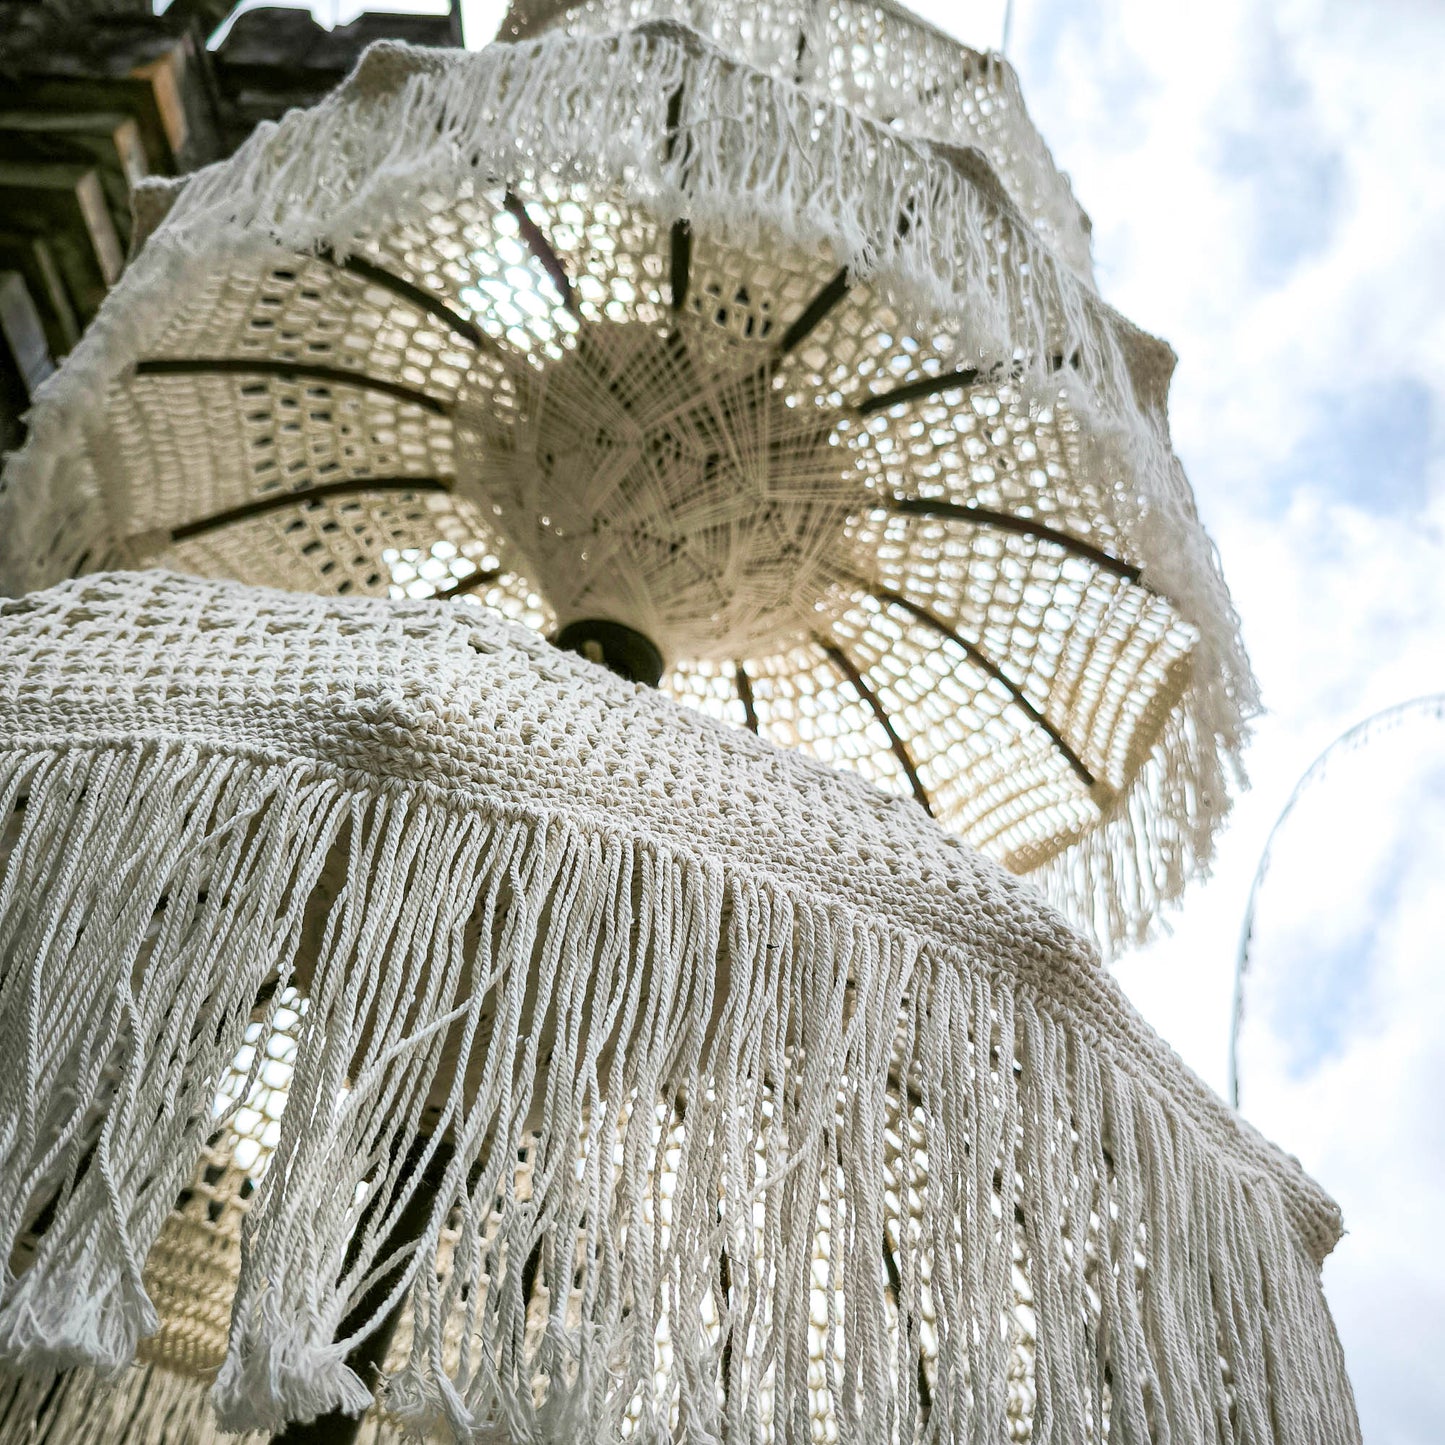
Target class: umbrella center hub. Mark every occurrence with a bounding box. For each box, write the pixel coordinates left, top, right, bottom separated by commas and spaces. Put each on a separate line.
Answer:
470, 322, 861, 664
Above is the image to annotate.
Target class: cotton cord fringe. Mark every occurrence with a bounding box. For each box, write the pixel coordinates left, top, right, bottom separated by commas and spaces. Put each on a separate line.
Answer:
0, 22, 1258, 957
0, 574, 1355, 1443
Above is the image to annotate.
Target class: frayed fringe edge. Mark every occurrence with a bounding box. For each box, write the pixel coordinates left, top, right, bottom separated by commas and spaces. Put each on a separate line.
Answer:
0, 737, 1354, 1443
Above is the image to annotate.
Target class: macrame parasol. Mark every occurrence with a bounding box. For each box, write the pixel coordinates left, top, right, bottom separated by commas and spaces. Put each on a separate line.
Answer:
0, 4, 1257, 957
0, 571, 1357, 1445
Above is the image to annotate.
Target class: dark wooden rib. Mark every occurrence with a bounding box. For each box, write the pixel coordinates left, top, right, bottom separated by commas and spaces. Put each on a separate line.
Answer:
133, 358, 450, 417
272, 1139, 453, 1444
817, 637, 933, 816
875, 588, 1095, 788
503, 191, 577, 315
664, 86, 692, 313
670, 221, 692, 312
853, 367, 981, 416
889, 497, 1144, 586
857, 351, 1083, 416
734, 662, 760, 733
169, 476, 453, 542
775, 266, 851, 357
314, 246, 492, 353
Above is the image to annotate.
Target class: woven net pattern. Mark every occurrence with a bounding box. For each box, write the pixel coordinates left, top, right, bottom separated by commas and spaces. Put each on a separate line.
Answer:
0, 25, 1255, 953
0, 572, 1356, 1444
500, 0, 1095, 281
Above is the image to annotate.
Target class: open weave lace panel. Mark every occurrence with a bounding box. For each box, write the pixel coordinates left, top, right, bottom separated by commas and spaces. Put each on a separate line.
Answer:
0, 572, 1355, 1443
499, 0, 1096, 281
0, 26, 1256, 955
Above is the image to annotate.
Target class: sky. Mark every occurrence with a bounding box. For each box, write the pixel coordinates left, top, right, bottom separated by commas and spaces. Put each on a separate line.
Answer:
182, 0, 1445, 1436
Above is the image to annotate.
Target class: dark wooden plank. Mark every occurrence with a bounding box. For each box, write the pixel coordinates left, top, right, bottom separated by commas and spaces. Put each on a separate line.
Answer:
0, 162, 124, 318
0, 270, 55, 399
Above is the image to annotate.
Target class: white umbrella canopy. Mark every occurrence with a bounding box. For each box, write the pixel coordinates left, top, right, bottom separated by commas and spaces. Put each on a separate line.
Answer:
0, 13, 1255, 956
0, 570, 1355, 1444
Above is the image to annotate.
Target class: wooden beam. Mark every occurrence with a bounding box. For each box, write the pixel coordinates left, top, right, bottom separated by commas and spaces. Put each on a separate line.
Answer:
0, 162, 123, 320
0, 270, 55, 399
0, 235, 79, 357
0, 110, 149, 243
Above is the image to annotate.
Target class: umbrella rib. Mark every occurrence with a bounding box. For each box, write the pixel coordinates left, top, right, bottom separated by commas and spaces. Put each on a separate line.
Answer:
503, 191, 579, 315
874, 588, 1096, 789
133, 358, 451, 417
168, 475, 454, 542
664, 85, 692, 312
881, 1226, 934, 1427
775, 266, 851, 357
853, 351, 1078, 417
734, 662, 760, 733
816, 636, 934, 816
889, 497, 1145, 585
670, 220, 692, 312
853, 367, 981, 415
314, 246, 494, 353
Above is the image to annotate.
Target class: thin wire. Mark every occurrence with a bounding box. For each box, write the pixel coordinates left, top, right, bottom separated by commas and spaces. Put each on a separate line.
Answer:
1001, 0, 1015, 56
1227, 693, 1445, 1109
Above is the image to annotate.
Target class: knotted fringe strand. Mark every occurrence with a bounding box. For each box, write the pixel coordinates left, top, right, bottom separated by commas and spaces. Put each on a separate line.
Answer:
0, 1363, 421, 1443
0, 1365, 263, 1445
0, 740, 1355, 1443
0, 741, 347, 1372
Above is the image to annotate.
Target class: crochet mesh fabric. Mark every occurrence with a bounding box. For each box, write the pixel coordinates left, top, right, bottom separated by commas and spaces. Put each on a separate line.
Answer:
0, 573, 1356, 1444
0, 23, 1256, 957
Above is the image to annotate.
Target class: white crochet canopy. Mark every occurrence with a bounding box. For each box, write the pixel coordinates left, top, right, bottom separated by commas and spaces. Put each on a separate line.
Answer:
0, 571, 1356, 1444
0, 7, 1257, 955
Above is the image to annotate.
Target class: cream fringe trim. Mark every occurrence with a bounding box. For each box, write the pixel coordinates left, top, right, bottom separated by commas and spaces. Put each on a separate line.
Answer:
0, 1366, 263, 1445
0, 737, 1356, 1442
0, 1363, 413, 1443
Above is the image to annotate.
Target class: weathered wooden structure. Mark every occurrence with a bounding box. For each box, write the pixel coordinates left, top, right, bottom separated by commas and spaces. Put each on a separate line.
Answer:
0, 0, 461, 453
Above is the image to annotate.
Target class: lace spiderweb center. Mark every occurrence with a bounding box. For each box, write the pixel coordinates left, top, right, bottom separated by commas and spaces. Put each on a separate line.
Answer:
470, 320, 861, 662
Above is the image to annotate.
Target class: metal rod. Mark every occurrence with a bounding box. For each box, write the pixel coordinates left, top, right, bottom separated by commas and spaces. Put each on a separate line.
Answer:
168, 476, 453, 542
887, 497, 1144, 585
503, 192, 577, 315
1226, 693, 1445, 1108
816, 637, 933, 816
314, 247, 493, 353
853, 367, 981, 416
133, 358, 450, 417
874, 588, 1095, 788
